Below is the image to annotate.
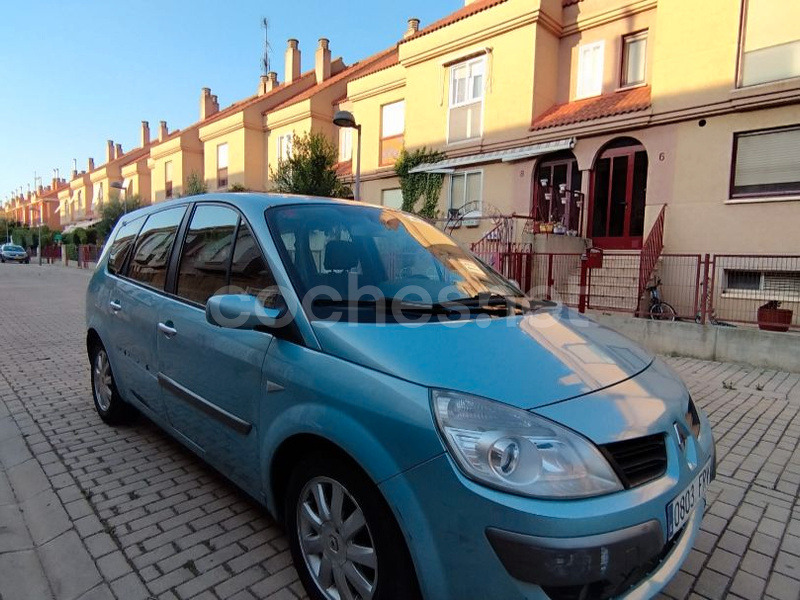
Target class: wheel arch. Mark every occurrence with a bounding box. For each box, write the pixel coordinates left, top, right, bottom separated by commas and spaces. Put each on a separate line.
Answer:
269, 433, 371, 523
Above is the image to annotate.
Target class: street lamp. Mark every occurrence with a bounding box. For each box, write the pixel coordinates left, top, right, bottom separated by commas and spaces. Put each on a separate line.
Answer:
333, 110, 361, 201
110, 181, 127, 214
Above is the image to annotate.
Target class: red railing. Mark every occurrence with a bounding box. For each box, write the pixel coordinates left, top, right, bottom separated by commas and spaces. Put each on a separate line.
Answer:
472, 239, 534, 292
637, 204, 666, 304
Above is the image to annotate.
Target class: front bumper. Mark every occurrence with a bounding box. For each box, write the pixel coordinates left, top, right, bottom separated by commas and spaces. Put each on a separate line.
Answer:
2, 254, 28, 262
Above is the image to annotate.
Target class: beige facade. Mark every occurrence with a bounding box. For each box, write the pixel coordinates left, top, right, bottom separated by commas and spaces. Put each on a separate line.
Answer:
342, 0, 799, 259
198, 71, 317, 193
148, 121, 204, 203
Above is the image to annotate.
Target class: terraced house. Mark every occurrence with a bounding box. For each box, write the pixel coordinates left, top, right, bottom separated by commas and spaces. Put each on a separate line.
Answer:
335, 0, 800, 327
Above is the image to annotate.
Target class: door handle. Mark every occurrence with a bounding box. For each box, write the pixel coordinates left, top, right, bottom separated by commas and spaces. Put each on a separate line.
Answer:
158, 322, 178, 338
109, 300, 122, 313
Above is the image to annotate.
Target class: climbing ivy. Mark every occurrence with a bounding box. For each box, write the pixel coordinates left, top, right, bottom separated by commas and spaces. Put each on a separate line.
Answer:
394, 147, 446, 219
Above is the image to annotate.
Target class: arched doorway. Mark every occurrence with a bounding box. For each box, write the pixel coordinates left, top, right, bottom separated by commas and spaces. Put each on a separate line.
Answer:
588, 137, 648, 249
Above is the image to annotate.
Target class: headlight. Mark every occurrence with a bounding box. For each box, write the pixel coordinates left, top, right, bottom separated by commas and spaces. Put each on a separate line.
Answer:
432, 390, 623, 499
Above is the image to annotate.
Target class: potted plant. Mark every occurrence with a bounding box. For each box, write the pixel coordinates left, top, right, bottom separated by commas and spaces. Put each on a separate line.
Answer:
757, 300, 793, 332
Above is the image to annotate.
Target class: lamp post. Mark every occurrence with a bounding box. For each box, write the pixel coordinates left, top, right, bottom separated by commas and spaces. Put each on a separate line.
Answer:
110, 181, 127, 214
333, 110, 362, 201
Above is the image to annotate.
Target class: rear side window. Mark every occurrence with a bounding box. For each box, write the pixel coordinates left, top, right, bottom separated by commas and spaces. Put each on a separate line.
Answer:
127, 207, 187, 289
176, 205, 239, 305
107, 216, 146, 275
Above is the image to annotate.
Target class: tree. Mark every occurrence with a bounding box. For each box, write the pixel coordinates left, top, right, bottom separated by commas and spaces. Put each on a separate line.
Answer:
394, 147, 446, 218
184, 171, 208, 196
95, 194, 143, 241
270, 131, 351, 198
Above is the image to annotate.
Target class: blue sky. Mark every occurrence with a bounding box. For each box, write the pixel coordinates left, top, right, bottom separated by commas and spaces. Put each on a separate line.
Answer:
0, 0, 462, 201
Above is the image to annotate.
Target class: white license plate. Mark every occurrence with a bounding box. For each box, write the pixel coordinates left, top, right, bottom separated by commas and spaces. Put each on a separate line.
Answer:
666, 461, 713, 540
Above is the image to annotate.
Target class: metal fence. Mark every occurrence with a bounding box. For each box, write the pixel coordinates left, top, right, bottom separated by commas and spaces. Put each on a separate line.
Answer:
530, 252, 800, 331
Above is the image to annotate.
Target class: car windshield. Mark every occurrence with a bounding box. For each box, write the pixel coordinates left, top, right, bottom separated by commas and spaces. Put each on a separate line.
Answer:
266, 203, 531, 322
5, 245, 24, 252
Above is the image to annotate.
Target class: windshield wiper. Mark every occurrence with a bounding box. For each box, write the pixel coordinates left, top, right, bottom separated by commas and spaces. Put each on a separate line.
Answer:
442, 293, 554, 313
310, 297, 458, 314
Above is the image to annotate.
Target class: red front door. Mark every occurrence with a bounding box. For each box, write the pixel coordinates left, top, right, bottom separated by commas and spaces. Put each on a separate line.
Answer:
588, 144, 648, 250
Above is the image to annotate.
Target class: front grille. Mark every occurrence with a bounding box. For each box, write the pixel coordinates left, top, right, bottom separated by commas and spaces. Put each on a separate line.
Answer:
600, 433, 667, 488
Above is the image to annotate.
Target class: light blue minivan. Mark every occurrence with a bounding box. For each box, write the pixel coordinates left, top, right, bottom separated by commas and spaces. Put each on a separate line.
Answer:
86, 193, 715, 600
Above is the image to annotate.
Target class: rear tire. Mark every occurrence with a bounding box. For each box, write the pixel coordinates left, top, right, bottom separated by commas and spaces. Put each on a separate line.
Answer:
285, 454, 421, 600
90, 343, 134, 425
650, 302, 677, 321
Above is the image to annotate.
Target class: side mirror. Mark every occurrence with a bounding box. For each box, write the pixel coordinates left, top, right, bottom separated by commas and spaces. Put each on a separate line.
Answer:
206, 294, 286, 330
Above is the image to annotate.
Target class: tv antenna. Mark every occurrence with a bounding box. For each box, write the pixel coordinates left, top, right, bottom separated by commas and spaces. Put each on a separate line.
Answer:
261, 17, 272, 75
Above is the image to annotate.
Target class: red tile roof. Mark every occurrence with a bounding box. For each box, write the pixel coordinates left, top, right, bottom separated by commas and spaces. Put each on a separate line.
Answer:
348, 50, 400, 83
401, 0, 507, 43
335, 161, 352, 177
268, 46, 398, 114
531, 86, 651, 130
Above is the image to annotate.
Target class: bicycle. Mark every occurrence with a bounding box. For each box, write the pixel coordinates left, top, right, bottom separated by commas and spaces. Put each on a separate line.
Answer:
694, 285, 736, 327
646, 279, 677, 321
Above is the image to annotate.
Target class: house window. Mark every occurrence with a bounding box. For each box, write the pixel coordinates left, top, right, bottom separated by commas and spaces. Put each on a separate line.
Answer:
278, 133, 293, 161
98, 183, 104, 204
381, 188, 403, 210
165, 161, 173, 198
380, 100, 405, 166
621, 31, 647, 87
731, 125, 800, 198
725, 269, 800, 300
739, 0, 800, 87
449, 171, 483, 213
217, 143, 229, 189
448, 58, 485, 143
576, 41, 605, 99
339, 127, 353, 162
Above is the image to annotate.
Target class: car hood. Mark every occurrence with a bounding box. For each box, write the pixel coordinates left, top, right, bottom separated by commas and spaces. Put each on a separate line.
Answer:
310, 306, 654, 409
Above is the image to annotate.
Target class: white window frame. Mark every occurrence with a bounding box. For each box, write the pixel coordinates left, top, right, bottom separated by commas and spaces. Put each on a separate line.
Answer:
448, 170, 483, 215
447, 57, 486, 143
217, 143, 229, 189
576, 40, 605, 99
339, 127, 353, 162
620, 31, 647, 88
380, 188, 404, 210
277, 133, 294, 161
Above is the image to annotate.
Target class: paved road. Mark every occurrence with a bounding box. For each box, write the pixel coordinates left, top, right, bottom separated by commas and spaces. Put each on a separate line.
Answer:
0, 262, 798, 600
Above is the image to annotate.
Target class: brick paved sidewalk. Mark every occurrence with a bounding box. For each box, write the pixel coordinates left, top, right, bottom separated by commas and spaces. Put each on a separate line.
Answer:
0, 262, 799, 600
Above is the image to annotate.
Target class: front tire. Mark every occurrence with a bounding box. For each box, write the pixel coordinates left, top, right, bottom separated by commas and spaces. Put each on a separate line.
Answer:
285, 455, 421, 600
90, 343, 134, 425
650, 302, 677, 321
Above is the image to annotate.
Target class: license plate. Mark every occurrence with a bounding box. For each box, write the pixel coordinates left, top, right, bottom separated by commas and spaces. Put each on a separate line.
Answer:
666, 461, 713, 540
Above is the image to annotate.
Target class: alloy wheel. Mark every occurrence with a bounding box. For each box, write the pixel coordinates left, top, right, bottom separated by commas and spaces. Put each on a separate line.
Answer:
93, 348, 114, 412
297, 476, 378, 600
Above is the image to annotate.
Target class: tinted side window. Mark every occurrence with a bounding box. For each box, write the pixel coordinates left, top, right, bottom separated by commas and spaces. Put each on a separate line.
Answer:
127, 207, 186, 289
107, 216, 146, 275
176, 205, 239, 305
229, 223, 278, 306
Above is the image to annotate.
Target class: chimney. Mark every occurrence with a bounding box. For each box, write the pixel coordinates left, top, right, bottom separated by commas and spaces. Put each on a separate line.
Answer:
405, 18, 421, 38
52, 177, 58, 190
106, 140, 114, 163
88, 157, 95, 171
115, 143, 123, 159
315, 38, 331, 83
38, 184, 43, 194
285, 39, 301, 84
141, 121, 150, 147
72, 159, 77, 179
159, 121, 169, 142
258, 71, 279, 96
200, 87, 219, 120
